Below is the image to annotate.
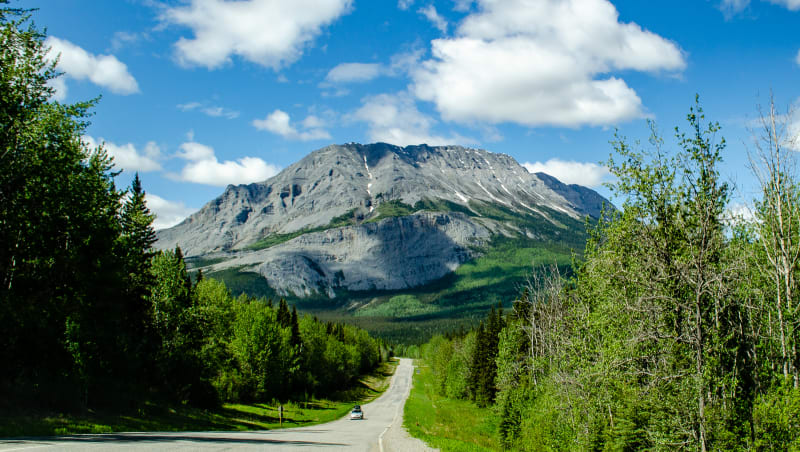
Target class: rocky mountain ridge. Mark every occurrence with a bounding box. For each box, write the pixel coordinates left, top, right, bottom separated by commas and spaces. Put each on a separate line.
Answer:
156, 143, 611, 298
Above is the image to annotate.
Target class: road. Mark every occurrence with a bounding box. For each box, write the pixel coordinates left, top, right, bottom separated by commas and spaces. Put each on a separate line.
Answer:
0, 358, 421, 452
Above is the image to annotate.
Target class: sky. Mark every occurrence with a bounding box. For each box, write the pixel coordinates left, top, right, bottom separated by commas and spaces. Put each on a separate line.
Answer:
23, 0, 800, 228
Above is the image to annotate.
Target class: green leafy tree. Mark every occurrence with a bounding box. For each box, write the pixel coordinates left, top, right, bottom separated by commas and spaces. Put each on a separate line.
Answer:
0, 5, 134, 407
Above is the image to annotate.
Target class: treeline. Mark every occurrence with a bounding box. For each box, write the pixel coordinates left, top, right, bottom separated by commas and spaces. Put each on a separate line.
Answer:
421, 98, 800, 450
146, 250, 388, 406
0, 7, 387, 410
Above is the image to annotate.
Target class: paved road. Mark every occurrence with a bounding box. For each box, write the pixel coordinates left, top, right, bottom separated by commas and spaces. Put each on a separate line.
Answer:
0, 358, 418, 452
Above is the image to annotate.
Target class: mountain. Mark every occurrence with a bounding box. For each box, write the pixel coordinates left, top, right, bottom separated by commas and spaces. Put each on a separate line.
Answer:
156, 143, 611, 307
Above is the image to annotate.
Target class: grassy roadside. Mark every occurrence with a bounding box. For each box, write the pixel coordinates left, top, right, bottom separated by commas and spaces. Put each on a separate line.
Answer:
404, 362, 499, 451
0, 359, 397, 438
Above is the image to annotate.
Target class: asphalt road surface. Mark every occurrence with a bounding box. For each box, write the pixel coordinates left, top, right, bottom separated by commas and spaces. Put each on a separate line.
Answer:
0, 358, 420, 452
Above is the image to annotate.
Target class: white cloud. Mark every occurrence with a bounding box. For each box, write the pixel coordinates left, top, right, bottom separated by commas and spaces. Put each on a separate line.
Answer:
726, 202, 756, 225
162, 0, 352, 69
390, 48, 425, 73
768, 0, 800, 10
796, 48, 800, 66
146, 194, 197, 230
411, 0, 685, 128
45, 37, 139, 97
452, 0, 475, 11
325, 63, 384, 83
46, 77, 68, 102
173, 141, 281, 186
419, 5, 448, 33
110, 31, 146, 51
323, 49, 424, 87
252, 110, 332, 141
788, 111, 800, 151
177, 102, 240, 119
398, 0, 415, 10
718, 0, 800, 16
523, 158, 610, 188
352, 92, 473, 146
719, 0, 750, 16
83, 136, 162, 172
302, 115, 326, 129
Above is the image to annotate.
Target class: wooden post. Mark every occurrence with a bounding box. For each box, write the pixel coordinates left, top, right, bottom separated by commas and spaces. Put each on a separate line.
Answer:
279, 405, 283, 426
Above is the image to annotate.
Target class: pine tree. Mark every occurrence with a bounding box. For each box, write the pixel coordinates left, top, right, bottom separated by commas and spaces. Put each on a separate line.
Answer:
118, 173, 158, 378
277, 298, 291, 327
290, 305, 302, 347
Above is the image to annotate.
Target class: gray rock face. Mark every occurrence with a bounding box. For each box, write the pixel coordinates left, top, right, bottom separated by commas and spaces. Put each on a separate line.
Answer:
206, 211, 490, 297
158, 143, 607, 255
157, 143, 612, 297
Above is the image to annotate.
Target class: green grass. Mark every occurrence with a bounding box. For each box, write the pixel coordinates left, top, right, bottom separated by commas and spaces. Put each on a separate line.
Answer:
246, 208, 362, 251
184, 256, 226, 268
364, 200, 417, 223
404, 362, 499, 451
246, 229, 310, 250
355, 294, 438, 317
0, 360, 398, 438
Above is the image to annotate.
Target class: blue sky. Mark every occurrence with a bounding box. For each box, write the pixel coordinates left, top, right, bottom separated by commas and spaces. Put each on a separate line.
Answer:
25, 0, 800, 228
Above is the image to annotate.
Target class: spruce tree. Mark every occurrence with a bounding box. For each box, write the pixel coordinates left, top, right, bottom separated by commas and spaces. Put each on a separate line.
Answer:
277, 298, 291, 327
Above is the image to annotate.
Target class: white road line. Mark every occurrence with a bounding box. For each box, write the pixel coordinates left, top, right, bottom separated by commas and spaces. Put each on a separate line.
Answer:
378, 425, 390, 452
0, 445, 53, 452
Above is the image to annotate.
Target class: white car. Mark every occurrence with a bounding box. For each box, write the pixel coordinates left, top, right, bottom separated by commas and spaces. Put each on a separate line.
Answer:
350, 405, 364, 420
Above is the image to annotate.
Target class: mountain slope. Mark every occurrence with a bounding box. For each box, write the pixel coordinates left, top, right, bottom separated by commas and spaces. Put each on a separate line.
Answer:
157, 143, 611, 301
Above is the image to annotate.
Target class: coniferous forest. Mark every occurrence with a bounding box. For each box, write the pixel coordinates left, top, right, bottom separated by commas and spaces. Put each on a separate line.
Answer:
0, 6, 387, 412
418, 100, 800, 450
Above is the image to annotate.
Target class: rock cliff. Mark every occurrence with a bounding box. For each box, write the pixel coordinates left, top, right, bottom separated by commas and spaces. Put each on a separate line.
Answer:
157, 143, 611, 297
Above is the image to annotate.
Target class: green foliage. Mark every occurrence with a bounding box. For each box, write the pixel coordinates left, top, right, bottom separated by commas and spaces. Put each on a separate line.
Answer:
752, 382, 800, 451
1, 360, 399, 437
0, 7, 153, 409
0, 6, 389, 416
411, 99, 800, 451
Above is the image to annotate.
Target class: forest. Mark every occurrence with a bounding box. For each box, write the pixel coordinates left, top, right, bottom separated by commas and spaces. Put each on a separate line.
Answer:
0, 6, 388, 412
415, 99, 800, 450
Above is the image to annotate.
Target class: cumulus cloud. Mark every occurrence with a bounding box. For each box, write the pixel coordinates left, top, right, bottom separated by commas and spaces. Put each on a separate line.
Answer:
252, 110, 332, 141
146, 194, 197, 230
418, 5, 448, 33
523, 158, 610, 188
173, 141, 281, 186
45, 37, 139, 98
83, 136, 161, 172
796, 48, 800, 66
178, 101, 240, 119
352, 92, 473, 146
398, 0, 415, 10
162, 0, 352, 69
411, 0, 685, 128
325, 63, 384, 83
